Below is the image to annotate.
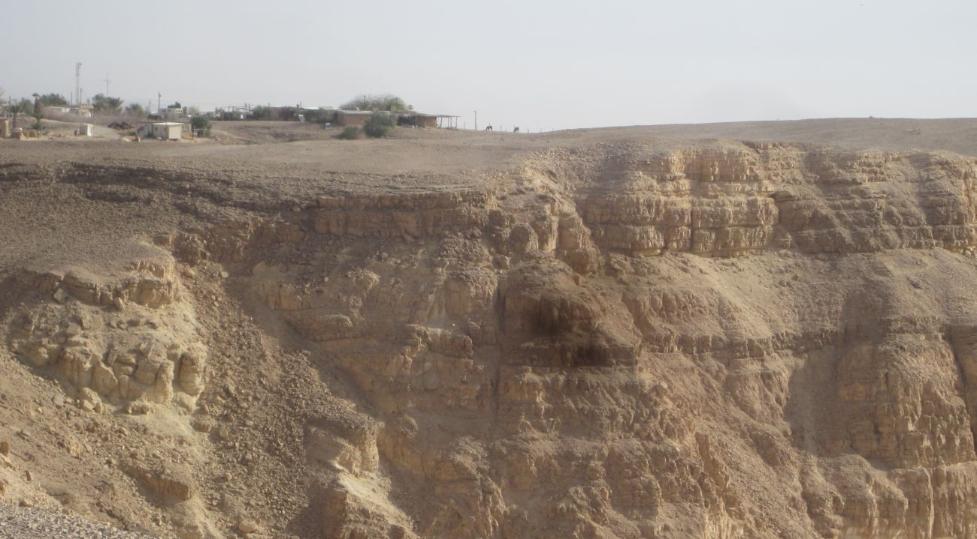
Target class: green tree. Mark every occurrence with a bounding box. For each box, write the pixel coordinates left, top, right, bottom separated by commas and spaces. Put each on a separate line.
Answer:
191, 116, 211, 136
7, 98, 34, 129
125, 103, 145, 117
37, 93, 68, 107
30, 95, 43, 129
340, 94, 410, 112
92, 94, 124, 113
363, 112, 395, 138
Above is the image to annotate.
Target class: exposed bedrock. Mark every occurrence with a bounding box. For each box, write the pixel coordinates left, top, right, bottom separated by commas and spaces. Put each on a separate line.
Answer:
6, 141, 977, 537
548, 145, 977, 258
162, 142, 977, 538
3, 243, 208, 412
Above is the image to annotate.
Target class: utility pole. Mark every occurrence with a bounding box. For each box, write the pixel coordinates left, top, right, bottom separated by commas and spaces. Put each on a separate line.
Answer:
74, 62, 82, 105
104, 74, 111, 96
157, 92, 162, 114
474, 110, 477, 131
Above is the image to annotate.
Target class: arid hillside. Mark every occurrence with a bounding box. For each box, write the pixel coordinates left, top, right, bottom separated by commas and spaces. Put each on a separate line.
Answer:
2, 119, 977, 538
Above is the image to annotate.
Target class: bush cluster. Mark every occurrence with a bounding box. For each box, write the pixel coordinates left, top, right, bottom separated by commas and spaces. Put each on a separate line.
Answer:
191, 116, 211, 136
337, 126, 361, 140
363, 112, 395, 138
340, 94, 409, 113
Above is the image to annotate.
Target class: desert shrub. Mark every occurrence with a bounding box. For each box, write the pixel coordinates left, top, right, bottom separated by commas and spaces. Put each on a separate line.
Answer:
363, 112, 395, 138
303, 109, 335, 124
338, 126, 361, 140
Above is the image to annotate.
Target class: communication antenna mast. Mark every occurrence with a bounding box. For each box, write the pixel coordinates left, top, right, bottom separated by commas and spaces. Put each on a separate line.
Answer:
104, 74, 111, 96
74, 62, 82, 105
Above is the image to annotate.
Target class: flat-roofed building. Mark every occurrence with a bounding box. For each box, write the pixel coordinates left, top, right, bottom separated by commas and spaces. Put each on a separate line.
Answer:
137, 122, 183, 140
335, 110, 373, 127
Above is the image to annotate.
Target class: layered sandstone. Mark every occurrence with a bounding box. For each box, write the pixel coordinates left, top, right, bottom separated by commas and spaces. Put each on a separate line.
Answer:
3, 133, 977, 538
4, 243, 207, 410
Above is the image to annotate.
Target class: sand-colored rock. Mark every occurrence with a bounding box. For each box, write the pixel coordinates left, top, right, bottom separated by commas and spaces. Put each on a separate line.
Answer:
4, 122, 977, 537
5, 250, 207, 410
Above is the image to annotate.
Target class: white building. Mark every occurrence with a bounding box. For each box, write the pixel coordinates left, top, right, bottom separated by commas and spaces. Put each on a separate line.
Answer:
42, 106, 71, 117
161, 107, 188, 122
69, 106, 93, 118
138, 122, 183, 140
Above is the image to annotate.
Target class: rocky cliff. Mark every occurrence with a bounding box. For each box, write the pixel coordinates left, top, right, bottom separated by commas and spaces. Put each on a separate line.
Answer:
2, 135, 977, 538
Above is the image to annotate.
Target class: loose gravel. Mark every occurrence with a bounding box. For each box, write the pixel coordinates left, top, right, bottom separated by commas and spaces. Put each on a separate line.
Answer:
0, 503, 154, 538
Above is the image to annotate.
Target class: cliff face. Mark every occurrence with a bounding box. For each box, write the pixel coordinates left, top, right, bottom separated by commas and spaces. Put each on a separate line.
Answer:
229, 141, 977, 538
3, 138, 977, 538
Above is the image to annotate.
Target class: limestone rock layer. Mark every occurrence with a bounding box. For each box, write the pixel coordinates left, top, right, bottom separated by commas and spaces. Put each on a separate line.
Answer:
4, 139, 977, 538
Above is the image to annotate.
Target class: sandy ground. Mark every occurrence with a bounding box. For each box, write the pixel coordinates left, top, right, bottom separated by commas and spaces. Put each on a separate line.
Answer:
4, 117, 976, 176
573, 117, 977, 156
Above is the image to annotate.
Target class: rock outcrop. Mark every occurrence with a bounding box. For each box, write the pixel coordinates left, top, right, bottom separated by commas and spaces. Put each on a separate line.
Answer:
223, 142, 977, 537
4, 243, 207, 411
4, 136, 977, 537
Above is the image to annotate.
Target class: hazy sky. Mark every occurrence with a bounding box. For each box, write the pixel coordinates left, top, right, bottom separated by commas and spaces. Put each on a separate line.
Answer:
1, 0, 975, 131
